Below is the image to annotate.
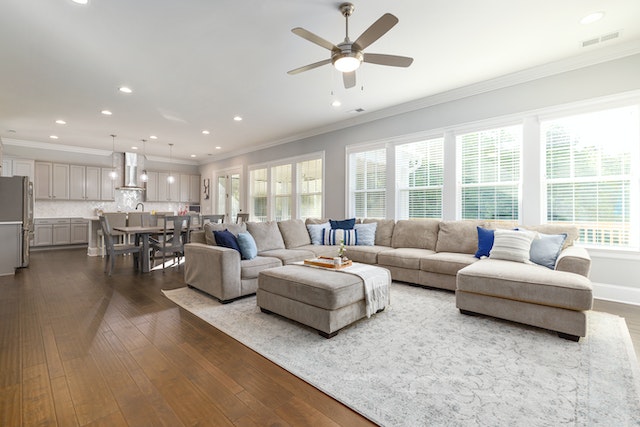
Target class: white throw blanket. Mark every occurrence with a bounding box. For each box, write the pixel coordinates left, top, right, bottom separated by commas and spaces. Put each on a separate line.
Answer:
341, 263, 391, 317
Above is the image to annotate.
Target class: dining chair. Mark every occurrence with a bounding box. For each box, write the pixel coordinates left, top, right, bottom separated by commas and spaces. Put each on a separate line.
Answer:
150, 215, 191, 272
99, 215, 141, 276
201, 214, 225, 224
126, 212, 151, 243
236, 213, 249, 224
99, 212, 127, 256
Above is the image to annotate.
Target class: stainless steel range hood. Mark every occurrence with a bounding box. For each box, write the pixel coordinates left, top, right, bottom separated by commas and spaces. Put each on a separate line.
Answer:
117, 152, 145, 191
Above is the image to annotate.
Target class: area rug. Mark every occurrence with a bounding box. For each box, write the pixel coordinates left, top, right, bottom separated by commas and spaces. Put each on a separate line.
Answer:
162, 284, 640, 426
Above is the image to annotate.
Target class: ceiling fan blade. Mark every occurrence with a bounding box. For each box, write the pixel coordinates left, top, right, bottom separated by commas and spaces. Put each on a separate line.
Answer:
363, 53, 413, 67
292, 27, 338, 51
287, 59, 332, 75
353, 13, 398, 51
343, 71, 356, 89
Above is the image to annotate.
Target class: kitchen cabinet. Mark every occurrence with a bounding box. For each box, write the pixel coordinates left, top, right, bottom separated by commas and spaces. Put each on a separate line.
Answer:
179, 174, 201, 203
100, 168, 115, 200
2, 157, 34, 182
34, 162, 69, 200
70, 218, 89, 244
70, 165, 101, 200
33, 218, 77, 246
145, 171, 159, 201
157, 172, 179, 201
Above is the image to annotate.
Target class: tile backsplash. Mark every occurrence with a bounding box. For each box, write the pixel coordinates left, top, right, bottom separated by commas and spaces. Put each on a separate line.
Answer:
35, 198, 182, 218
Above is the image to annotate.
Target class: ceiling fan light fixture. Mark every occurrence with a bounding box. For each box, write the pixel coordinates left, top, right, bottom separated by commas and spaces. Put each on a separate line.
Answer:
333, 54, 362, 72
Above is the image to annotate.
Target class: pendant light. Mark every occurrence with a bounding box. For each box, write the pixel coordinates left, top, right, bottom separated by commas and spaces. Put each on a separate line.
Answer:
167, 143, 175, 184
139, 139, 148, 182
109, 134, 118, 180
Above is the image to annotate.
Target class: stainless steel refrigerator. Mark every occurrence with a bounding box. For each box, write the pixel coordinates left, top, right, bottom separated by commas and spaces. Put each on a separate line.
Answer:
0, 176, 33, 271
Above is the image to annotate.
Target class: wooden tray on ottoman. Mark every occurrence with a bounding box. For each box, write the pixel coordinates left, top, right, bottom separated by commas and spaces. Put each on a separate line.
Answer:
304, 256, 353, 269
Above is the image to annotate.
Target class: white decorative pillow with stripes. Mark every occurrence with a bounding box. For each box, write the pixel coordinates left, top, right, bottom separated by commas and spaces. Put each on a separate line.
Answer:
322, 228, 357, 246
489, 229, 537, 263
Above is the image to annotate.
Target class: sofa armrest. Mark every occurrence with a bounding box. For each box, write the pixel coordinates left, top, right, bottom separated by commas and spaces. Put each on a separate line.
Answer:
184, 243, 242, 301
190, 230, 206, 244
555, 245, 591, 278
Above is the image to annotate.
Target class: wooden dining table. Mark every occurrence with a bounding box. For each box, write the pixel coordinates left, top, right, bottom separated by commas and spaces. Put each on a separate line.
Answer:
112, 225, 165, 273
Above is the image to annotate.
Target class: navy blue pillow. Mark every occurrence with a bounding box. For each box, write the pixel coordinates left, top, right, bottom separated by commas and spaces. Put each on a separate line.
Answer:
475, 226, 495, 258
213, 229, 241, 254
330, 218, 356, 230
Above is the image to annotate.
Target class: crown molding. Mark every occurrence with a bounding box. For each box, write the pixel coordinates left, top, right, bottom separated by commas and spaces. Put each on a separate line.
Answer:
207, 40, 640, 164
2, 137, 112, 156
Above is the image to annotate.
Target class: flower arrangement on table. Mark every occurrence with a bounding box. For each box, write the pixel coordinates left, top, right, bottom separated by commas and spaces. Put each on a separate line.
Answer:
338, 239, 348, 261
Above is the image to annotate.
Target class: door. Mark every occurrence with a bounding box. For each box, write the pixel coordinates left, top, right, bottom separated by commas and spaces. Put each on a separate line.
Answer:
216, 169, 242, 222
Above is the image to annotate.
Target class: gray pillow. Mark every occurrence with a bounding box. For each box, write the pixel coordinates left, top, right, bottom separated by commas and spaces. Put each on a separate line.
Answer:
529, 232, 567, 269
307, 222, 330, 245
354, 222, 377, 246
246, 221, 286, 252
203, 222, 246, 245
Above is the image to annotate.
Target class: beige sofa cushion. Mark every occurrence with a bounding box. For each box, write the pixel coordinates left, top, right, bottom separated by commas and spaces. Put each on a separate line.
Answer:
435, 220, 486, 254
278, 219, 311, 248
457, 259, 593, 311
246, 221, 286, 252
203, 222, 247, 245
346, 245, 391, 264
378, 247, 435, 270
259, 248, 315, 265
240, 256, 283, 279
362, 218, 395, 247
420, 252, 479, 276
391, 219, 440, 250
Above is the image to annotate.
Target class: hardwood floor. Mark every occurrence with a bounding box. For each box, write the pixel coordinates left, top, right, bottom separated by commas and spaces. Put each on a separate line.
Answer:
1, 249, 639, 426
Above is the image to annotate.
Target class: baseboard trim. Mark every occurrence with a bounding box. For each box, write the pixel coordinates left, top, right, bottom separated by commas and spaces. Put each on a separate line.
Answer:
593, 282, 640, 307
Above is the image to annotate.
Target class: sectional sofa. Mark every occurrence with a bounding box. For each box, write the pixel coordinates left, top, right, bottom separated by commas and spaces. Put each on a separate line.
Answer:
183, 218, 593, 340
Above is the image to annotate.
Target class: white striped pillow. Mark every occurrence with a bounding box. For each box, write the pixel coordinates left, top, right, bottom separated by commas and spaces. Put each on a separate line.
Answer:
322, 228, 357, 245
489, 229, 536, 263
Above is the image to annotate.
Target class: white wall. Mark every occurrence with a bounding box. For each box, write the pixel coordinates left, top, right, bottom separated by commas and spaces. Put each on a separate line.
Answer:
200, 53, 640, 304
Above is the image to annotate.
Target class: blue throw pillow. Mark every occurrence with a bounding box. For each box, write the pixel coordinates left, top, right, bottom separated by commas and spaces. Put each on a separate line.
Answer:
330, 218, 356, 230
213, 229, 241, 254
354, 222, 377, 246
529, 232, 567, 269
307, 222, 330, 245
236, 232, 258, 260
475, 226, 495, 258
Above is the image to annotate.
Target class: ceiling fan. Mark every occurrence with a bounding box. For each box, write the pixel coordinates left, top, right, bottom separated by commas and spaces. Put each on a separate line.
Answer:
288, 2, 413, 89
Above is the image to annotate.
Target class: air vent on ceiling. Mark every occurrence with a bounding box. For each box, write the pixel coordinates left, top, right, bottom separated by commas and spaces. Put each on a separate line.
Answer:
581, 30, 621, 48
349, 108, 366, 114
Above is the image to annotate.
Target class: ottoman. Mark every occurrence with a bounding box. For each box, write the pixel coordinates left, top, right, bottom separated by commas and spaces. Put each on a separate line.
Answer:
257, 264, 390, 338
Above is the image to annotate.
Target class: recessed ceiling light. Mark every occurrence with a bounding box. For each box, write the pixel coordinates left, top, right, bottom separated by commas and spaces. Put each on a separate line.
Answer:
71, 0, 88, 4
233, 116, 243, 121
119, 86, 132, 94
49, 135, 59, 139
331, 100, 342, 107
215, 146, 221, 150
202, 130, 210, 135
55, 119, 67, 125
131, 146, 139, 150
580, 11, 605, 25
101, 110, 112, 115
149, 135, 158, 139
190, 154, 196, 158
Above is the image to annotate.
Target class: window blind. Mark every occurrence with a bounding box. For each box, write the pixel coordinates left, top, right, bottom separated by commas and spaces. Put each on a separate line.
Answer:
249, 168, 268, 222
396, 138, 444, 219
349, 148, 386, 218
458, 125, 522, 220
543, 105, 639, 248
298, 158, 323, 220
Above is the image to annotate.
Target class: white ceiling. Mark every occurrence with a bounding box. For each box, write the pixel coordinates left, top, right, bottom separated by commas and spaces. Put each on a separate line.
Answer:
1, 0, 639, 163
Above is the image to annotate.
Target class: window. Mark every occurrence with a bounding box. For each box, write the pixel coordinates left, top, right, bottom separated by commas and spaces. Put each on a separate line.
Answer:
396, 138, 444, 219
248, 154, 323, 221
458, 125, 522, 220
543, 105, 639, 248
298, 158, 323, 220
249, 168, 268, 222
349, 148, 386, 218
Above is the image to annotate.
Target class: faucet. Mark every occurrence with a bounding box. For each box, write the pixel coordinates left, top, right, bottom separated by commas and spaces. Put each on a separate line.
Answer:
135, 203, 145, 211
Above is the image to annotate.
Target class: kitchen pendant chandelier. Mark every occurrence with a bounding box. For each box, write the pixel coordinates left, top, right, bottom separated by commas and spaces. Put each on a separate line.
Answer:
109, 134, 117, 180
167, 143, 175, 184
139, 139, 149, 182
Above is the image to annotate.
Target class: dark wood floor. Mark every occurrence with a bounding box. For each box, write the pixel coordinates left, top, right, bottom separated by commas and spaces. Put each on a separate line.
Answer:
1, 249, 639, 426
